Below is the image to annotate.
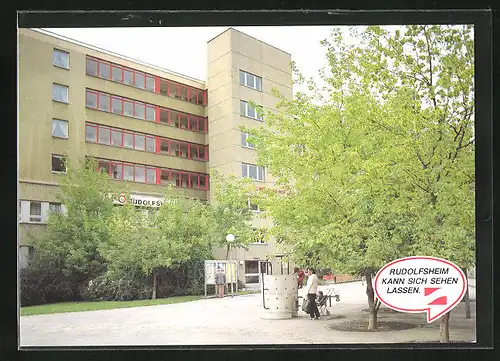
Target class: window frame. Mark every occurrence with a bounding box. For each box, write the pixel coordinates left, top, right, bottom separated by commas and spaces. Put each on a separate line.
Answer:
86, 56, 159, 93
241, 132, 256, 149
51, 154, 67, 174
52, 49, 70, 70
29, 202, 42, 223
242, 163, 265, 181
240, 100, 263, 121
95, 158, 209, 190
240, 70, 262, 91
52, 119, 69, 139
52, 83, 69, 104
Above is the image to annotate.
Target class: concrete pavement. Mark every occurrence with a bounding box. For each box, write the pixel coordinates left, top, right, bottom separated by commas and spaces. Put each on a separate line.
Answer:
20, 281, 476, 346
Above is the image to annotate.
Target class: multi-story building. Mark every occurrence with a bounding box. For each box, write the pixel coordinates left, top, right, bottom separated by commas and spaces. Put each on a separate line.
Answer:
18, 27, 293, 286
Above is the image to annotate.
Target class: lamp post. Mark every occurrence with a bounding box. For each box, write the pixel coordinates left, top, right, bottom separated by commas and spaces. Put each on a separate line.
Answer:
226, 233, 235, 297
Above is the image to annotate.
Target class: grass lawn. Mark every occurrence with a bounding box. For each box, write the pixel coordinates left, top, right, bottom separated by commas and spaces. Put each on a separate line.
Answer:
21, 290, 260, 316
20, 295, 202, 316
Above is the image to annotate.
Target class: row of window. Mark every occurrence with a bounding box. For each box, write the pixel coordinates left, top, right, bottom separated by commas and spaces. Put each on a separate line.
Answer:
96, 159, 209, 190
51, 153, 264, 183
85, 89, 208, 133
19, 200, 64, 224
85, 122, 208, 161
86, 56, 207, 106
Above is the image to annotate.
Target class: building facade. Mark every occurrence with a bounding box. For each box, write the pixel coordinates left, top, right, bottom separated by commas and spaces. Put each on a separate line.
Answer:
18, 28, 293, 286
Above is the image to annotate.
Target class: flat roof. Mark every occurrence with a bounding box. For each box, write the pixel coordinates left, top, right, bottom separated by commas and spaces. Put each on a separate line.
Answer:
31, 28, 206, 84
207, 27, 291, 56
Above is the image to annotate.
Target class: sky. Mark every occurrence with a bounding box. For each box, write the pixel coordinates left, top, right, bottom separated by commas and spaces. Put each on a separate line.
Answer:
43, 26, 350, 92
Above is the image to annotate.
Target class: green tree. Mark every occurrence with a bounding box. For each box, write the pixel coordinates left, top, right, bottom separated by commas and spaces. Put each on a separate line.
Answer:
210, 170, 262, 258
31, 157, 118, 298
101, 188, 213, 299
243, 25, 474, 337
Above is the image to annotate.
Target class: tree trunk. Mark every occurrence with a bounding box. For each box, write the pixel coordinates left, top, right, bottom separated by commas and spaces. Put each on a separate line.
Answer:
439, 312, 450, 342
464, 287, 471, 319
461, 267, 471, 319
365, 272, 379, 331
152, 269, 158, 300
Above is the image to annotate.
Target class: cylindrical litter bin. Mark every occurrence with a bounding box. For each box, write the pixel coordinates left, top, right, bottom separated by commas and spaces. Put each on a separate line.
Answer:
261, 275, 298, 319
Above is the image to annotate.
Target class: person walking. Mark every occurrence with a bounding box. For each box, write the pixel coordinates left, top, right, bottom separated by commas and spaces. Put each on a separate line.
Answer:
293, 267, 305, 289
215, 268, 226, 298
305, 268, 320, 319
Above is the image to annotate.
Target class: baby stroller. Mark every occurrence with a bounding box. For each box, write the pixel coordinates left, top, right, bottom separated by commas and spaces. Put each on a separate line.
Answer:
316, 293, 330, 316
325, 287, 340, 303
317, 288, 341, 316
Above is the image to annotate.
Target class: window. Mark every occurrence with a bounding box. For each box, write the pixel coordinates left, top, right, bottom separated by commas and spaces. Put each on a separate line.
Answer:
240, 70, 262, 91
99, 93, 110, 112
123, 132, 134, 149
134, 134, 145, 151
135, 165, 145, 183
99, 62, 111, 79
112, 66, 122, 82
123, 69, 134, 85
111, 128, 122, 146
123, 164, 134, 181
86, 124, 97, 142
248, 200, 260, 212
241, 132, 255, 149
240, 101, 262, 120
251, 228, 266, 244
146, 105, 155, 121
53, 49, 69, 69
86, 91, 97, 108
86, 58, 98, 76
98, 127, 111, 145
146, 76, 155, 91
111, 162, 122, 180
49, 203, 62, 214
29, 202, 42, 222
135, 72, 145, 89
242, 163, 265, 181
52, 119, 68, 139
112, 97, 122, 114
146, 137, 156, 153
146, 168, 156, 184
134, 102, 145, 119
123, 100, 134, 117
98, 160, 110, 175
52, 155, 67, 173
52, 84, 68, 103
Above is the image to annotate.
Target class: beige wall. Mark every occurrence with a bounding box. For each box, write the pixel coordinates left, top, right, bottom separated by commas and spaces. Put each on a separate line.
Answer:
19, 27, 294, 278
18, 29, 210, 247
207, 28, 293, 270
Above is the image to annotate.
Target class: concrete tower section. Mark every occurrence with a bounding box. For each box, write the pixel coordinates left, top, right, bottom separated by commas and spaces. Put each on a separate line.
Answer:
206, 28, 294, 284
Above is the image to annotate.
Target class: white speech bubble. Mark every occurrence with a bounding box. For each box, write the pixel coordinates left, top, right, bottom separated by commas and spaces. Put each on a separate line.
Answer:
374, 256, 467, 323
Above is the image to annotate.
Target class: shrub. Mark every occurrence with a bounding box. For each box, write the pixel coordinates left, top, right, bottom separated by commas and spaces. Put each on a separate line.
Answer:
83, 258, 207, 301
20, 260, 78, 307
83, 268, 152, 301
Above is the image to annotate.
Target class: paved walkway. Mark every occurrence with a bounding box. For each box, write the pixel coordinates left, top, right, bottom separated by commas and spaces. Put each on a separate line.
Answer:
20, 281, 476, 346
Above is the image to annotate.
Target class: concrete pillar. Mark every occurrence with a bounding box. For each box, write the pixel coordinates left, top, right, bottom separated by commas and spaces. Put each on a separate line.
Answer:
261, 275, 298, 319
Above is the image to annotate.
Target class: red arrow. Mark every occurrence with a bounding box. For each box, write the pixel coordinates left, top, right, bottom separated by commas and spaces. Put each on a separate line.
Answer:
424, 287, 440, 296
428, 296, 447, 305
